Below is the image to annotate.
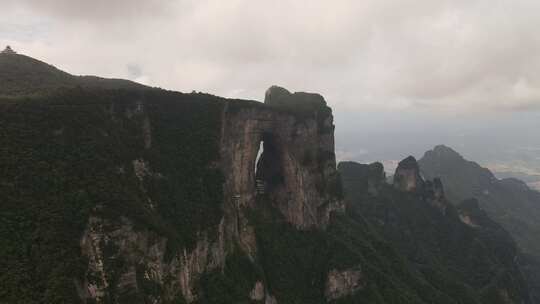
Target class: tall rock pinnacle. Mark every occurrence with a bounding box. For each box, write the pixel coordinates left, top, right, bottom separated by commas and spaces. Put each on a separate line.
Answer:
393, 156, 424, 192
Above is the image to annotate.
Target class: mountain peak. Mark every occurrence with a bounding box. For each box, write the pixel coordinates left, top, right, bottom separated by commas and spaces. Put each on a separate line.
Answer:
397, 156, 419, 169
393, 156, 424, 192
433, 144, 459, 153
265, 85, 292, 103
264, 85, 327, 109
426, 145, 464, 160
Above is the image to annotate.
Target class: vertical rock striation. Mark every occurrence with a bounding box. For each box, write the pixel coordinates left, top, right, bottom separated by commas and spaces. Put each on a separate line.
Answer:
77, 86, 344, 303
325, 267, 365, 300
220, 86, 343, 232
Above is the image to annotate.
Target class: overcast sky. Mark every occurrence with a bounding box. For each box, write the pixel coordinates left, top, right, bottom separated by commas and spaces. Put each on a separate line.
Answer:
2, 0, 540, 166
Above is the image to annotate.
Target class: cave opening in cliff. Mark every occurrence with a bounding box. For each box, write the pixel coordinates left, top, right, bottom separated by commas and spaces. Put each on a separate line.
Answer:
254, 133, 284, 195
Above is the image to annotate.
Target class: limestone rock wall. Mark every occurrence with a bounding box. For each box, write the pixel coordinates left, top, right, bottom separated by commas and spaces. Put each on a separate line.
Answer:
219, 86, 343, 231
325, 267, 365, 300
394, 156, 424, 192
78, 216, 226, 303
78, 86, 344, 303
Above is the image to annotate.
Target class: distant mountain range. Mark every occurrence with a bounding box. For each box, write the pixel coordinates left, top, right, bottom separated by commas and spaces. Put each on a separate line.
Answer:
492, 170, 540, 191
419, 145, 540, 259
419, 145, 540, 302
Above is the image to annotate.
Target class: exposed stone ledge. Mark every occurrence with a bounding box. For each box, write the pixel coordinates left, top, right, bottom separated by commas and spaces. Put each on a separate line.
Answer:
325, 266, 364, 300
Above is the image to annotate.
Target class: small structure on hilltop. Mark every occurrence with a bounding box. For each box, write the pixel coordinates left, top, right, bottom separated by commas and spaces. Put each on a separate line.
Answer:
1, 46, 16, 54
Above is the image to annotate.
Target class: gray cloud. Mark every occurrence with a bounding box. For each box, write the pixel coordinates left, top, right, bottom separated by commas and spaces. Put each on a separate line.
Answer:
3, 0, 176, 21
1, 0, 540, 112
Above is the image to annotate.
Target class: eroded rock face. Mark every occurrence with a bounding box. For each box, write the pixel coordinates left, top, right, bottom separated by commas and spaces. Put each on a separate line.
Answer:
366, 162, 386, 196
338, 161, 386, 204
456, 199, 483, 228
425, 177, 449, 214
78, 216, 227, 303
78, 86, 343, 303
220, 86, 344, 231
249, 281, 265, 301
393, 156, 424, 192
325, 267, 364, 300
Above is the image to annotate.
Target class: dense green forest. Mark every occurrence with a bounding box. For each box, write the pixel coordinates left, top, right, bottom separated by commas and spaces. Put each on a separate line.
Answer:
0, 88, 227, 302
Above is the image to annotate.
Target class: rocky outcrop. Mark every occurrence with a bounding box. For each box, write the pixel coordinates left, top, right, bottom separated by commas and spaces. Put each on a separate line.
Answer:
249, 281, 265, 301
365, 162, 386, 196
76, 86, 343, 303
248, 280, 277, 303
393, 156, 424, 192
456, 199, 483, 228
324, 267, 364, 300
338, 161, 386, 200
78, 216, 227, 303
220, 86, 344, 233
425, 177, 448, 214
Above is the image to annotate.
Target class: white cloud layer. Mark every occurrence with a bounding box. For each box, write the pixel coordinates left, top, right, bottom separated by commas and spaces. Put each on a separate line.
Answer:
2, 0, 540, 112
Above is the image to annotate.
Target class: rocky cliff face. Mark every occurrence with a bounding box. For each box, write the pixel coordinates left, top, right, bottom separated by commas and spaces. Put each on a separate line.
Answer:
392, 156, 449, 213
324, 267, 365, 300
393, 156, 424, 192
220, 86, 343, 235
0, 74, 346, 303
77, 215, 227, 303
73, 86, 344, 303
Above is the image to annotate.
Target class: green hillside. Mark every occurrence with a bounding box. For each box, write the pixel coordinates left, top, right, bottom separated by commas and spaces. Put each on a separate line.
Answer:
0, 51, 144, 97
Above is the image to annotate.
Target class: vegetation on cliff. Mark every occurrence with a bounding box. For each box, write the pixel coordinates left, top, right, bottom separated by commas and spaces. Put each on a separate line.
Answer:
0, 52, 534, 303
339, 160, 532, 304
0, 88, 225, 302
419, 145, 540, 302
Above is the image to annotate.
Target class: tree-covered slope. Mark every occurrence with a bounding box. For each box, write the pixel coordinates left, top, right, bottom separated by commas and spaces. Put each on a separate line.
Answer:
339, 159, 533, 304
0, 51, 144, 97
0, 88, 228, 302
0, 86, 449, 303
419, 145, 540, 257
419, 144, 540, 302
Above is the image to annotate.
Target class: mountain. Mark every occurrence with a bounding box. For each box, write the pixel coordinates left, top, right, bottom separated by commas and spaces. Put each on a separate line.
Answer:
0, 52, 534, 303
339, 158, 532, 304
419, 145, 540, 302
0, 49, 145, 96
0, 82, 463, 303
419, 145, 540, 259
0, 52, 431, 304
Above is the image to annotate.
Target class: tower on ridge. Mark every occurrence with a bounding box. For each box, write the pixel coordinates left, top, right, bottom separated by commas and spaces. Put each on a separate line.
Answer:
1, 46, 16, 54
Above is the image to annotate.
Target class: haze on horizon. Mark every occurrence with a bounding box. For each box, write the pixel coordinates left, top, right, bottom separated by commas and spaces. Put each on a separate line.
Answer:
2, 0, 540, 180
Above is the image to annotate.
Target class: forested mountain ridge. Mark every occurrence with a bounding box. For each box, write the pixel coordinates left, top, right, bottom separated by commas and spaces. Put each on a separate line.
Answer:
339, 158, 532, 304
0, 50, 145, 97
419, 144, 540, 302
0, 51, 534, 303
419, 145, 540, 257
